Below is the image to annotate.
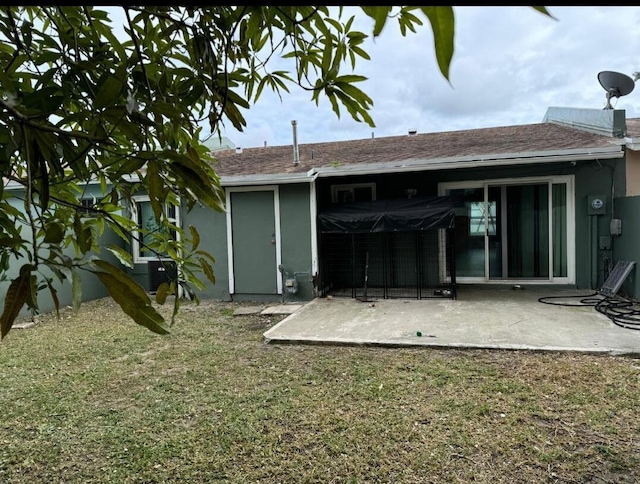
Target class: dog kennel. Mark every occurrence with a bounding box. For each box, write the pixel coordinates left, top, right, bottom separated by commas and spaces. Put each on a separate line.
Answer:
317, 196, 457, 300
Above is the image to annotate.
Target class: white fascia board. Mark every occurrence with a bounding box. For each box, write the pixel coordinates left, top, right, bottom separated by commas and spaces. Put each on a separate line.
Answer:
220, 173, 314, 187
4, 174, 140, 191
311, 146, 624, 178
624, 137, 640, 151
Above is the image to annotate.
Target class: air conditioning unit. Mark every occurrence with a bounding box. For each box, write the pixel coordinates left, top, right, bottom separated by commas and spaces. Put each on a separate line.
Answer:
148, 260, 178, 293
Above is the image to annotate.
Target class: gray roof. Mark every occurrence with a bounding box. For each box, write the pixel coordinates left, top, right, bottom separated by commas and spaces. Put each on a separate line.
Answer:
211, 119, 629, 179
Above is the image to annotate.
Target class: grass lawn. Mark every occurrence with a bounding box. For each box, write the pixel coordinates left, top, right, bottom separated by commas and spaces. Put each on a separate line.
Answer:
1, 296, 640, 483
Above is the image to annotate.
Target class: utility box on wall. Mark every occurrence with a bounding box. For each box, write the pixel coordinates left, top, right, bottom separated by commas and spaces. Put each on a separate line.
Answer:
587, 195, 607, 215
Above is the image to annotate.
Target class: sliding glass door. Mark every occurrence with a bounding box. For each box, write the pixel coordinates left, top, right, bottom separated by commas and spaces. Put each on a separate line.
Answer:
440, 176, 574, 284
490, 183, 549, 279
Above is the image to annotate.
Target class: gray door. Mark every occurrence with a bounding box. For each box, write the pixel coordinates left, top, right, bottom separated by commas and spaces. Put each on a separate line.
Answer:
231, 191, 278, 294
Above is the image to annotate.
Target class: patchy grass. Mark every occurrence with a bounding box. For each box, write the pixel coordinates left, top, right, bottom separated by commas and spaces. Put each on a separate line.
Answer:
1, 297, 640, 483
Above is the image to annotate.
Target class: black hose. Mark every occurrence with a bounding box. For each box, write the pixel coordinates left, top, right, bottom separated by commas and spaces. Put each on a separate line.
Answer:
538, 292, 640, 330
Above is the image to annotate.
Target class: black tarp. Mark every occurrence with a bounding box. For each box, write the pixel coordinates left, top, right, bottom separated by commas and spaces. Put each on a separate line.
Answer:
318, 196, 458, 234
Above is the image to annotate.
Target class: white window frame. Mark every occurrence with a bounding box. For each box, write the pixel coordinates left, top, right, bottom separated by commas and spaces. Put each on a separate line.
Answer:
78, 196, 96, 215
130, 195, 181, 264
330, 182, 376, 204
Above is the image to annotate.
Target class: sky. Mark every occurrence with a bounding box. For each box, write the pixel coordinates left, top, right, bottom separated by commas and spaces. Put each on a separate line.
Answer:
215, 6, 640, 150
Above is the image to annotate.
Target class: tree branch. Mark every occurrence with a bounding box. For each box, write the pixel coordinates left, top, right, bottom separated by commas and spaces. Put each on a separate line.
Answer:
0, 98, 114, 144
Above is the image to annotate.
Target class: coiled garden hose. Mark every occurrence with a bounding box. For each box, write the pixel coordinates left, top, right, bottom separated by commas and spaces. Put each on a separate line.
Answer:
538, 292, 640, 330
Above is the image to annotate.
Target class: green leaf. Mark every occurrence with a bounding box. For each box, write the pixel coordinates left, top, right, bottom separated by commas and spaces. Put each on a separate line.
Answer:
105, 244, 134, 268
0, 235, 28, 248
189, 225, 200, 250
79, 226, 93, 254
532, 6, 555, 18
334, 74, 368, 84
95, 72, 125, 110
92, 259, 151, 304
47, 280, 60, 319
198, 257, 216, 285
72, 268, 82, 313
165, 153, 225, 212
155, 282, 169, 305
96, 271, 170, 335
420, 7, 454, 81
25, 274, 38, 311
0, 264, 34, 339
195, 249, 215, 263
44, 222, 64, 244
361, 6, 392, 37
171, 286, 181, 326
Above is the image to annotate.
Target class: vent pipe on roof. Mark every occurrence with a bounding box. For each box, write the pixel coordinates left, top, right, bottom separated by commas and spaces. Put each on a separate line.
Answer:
408, 129, 417, 136
236, 146, 243, 154
292, 120, 299, 165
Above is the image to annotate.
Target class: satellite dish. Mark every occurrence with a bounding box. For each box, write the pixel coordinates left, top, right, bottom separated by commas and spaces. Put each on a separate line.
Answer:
598, 71, 635, 109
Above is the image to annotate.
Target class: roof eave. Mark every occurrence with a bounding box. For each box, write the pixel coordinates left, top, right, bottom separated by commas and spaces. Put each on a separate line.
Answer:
220, 172, 315, 187
310, 146, 624, 178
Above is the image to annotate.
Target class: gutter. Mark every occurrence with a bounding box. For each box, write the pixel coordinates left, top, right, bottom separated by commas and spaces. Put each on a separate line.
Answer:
220, 172, 314, 187
219, 146, 623, 186
309, 146, 624, 178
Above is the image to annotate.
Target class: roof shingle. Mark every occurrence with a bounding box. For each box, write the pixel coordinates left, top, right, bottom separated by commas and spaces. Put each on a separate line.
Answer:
211, 120, 625, 178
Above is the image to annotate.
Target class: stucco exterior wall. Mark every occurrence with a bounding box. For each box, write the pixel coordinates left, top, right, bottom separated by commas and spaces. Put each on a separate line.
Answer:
278, 183, 314, 301
317, 157, 624, 292
182, 183, 314, 302
182, 203, 231, 300
625, 149, 640, 196
612, 195, 640, 299
1, 184, 119, 321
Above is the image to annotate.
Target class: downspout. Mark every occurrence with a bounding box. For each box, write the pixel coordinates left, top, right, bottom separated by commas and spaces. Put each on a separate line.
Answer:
292, 120, 299, 165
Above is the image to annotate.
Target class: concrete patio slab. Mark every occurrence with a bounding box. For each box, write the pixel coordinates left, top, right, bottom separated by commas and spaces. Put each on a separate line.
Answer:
263, 287, 640, 356
233, 306, 264, 316
261, 304, 303, 315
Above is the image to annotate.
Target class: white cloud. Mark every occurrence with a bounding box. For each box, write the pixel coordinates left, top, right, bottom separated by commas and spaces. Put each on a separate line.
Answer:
197, 7, 640, 147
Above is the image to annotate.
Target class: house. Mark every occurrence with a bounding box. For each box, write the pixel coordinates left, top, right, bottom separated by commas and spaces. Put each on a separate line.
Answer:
5, 105, 640, 320
164, 106, 640, 303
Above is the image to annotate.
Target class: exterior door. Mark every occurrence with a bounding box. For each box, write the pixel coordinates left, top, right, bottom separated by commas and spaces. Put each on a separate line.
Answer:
229, 189, 280, 294
440, 176, 574, 284
488, 183, 550, 280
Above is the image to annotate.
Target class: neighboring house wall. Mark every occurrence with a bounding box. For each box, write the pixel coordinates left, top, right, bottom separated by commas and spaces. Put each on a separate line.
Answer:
625, 149, 640, 196
1, 184, 121, 320
609, 147, 640, 299
612, 195, 640, 298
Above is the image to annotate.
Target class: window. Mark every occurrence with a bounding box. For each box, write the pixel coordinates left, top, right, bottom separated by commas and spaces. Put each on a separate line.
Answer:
468, 201, 496, 236
78, 197, 95, 215
331, 183, 376, 204
131, 196, 180, 263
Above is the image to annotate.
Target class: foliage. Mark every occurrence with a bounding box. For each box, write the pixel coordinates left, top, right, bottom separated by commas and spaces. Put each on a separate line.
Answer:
0, 6, 551, 337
